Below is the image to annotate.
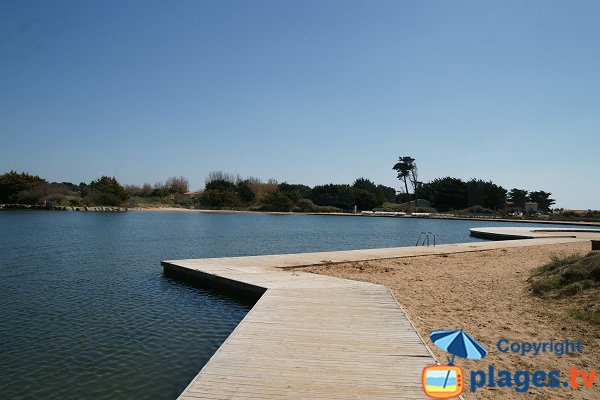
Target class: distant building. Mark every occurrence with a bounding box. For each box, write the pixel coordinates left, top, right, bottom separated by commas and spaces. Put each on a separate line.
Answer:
525, 202, 539, 214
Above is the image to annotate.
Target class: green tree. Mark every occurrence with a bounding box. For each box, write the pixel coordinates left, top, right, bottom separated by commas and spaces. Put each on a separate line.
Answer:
88, 176, 128, 206
354, 189, 379, 211
465, 179, 507, 210
278, 182, 312, 203
235, 181, 256, 205
529, 191, 555, 212
310, 184, 355, 211
352, 178, 394, 210
508, 188, 528, 209
262, 190, 294, 212
376, 184, 397, 204
419, 177, 467, 212
197, 189, 240, 207
353, 178, 378, 193
392, 156, 416, 202
205, 179, 236, 192
0, 171, 47, 203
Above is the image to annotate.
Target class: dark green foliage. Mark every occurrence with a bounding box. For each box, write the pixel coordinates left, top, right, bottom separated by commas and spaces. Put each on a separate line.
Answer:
278, 182, 312, 203
197, 189, 240, 207
310, 184, 355, 211
508, 188, 528, 209
261, 190, 294, 212
0, 171, 47, 203
353, 189, 379, 211
88, 176, 129, 206
395, 192, 411, 204
353, 178, 377, 193
376, 184, 397, 203
419, 178, 507, 212
205, 179, 237, 192
529, 191, 555, 211
349, 178, 397, 211
392, 156, 416, 201
465, 179, 506, 210
198, 179, 242, 207
419, 177, 467, 212
235, 181, 255, 205
296, 198, 315, 212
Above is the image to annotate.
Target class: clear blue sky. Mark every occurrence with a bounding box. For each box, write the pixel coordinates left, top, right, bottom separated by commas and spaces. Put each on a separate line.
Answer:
1, 1, 599, 209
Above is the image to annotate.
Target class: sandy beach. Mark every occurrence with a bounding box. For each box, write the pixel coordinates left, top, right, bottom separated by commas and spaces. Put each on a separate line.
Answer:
295, 242, 599, 399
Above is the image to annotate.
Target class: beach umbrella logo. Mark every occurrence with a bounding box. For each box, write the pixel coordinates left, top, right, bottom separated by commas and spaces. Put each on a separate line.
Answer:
421, 329, 488, 399
430, 329, 488, 365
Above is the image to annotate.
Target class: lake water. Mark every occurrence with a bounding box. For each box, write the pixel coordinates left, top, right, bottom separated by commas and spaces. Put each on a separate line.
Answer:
0, 211, 592, 399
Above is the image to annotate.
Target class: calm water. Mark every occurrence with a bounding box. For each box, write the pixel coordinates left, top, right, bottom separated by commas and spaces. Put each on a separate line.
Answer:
0, 211, 592, 399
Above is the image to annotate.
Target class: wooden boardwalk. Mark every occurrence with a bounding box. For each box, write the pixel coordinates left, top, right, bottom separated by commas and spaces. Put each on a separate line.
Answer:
162, 261, 439, 398
162, 230, 598, 399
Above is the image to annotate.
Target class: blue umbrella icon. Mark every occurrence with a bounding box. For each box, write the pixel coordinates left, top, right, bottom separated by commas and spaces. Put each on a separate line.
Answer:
430, 329, 488, 388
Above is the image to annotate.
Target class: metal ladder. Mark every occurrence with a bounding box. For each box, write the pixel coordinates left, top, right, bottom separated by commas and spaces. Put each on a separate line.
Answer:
416, 232, 436, 246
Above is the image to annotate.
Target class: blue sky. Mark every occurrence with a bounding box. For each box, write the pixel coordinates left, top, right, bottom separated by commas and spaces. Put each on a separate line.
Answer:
1, 1, 598, 209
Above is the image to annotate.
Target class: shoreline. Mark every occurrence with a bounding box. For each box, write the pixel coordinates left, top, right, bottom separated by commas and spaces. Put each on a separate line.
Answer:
3, 204, 600, 226
131, 206, 600, 226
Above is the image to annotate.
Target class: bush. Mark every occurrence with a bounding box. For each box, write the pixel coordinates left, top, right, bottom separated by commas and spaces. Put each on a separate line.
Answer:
205, 179, 236, 192
529, 252, 600, 325
310, 184, 355, 211
261, 190, 294, 212
197, 189, 240, 208
86, 190, 123, 207
16, 182, 81, 206
296, 198, 315, 212
529, 252, 600, 297
88, 176, 128, 205
354, 189, 379, 211
0, 171, 47, 203
236, 181, 256, 205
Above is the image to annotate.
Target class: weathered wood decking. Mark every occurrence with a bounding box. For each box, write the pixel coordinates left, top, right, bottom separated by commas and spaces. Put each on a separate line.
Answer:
162, 229, 598, 399
162, 259, 436, 399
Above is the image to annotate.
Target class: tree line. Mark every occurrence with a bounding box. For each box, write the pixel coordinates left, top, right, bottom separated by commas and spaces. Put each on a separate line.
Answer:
0, 163, 556, 214
391, 155, 555, 213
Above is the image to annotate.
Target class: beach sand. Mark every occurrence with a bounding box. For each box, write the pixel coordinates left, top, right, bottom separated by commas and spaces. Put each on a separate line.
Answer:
294, 241, 599, 399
